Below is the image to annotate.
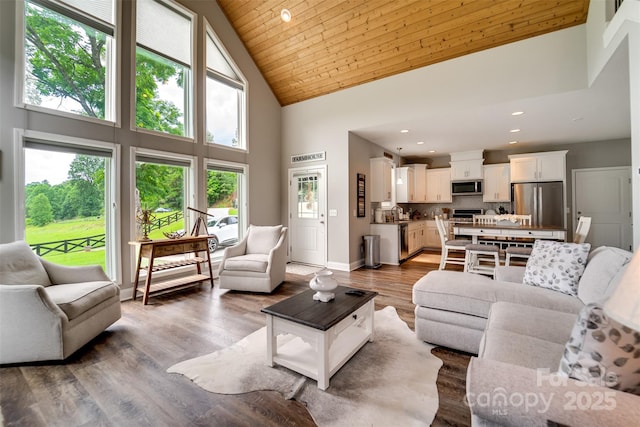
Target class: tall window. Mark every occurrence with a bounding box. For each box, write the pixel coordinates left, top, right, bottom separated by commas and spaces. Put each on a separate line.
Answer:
205, 26, 246, 149
206, 161, 246, 258
134, 151, 194, 241
22, 134, 119, 279
135, 0, 194, 138
21, 0, 116, 121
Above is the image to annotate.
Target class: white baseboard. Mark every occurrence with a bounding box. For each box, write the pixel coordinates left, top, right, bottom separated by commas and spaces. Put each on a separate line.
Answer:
120, 286, 134, 301
326, 261, 351, 271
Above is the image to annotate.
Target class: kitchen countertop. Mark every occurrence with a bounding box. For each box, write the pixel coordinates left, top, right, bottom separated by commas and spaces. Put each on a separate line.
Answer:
371, 218, 437, 225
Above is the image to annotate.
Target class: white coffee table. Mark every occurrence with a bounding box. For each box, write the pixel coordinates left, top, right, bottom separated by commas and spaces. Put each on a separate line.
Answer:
261, 286, 377, 390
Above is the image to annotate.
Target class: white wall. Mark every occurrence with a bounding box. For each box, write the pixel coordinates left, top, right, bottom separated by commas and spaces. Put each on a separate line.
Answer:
282, 25, 596, 268
586, 0, 640, 248
0, 0, 282, 289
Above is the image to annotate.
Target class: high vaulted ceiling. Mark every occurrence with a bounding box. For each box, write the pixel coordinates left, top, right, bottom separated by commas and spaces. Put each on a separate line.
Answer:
217, 0, 589, 106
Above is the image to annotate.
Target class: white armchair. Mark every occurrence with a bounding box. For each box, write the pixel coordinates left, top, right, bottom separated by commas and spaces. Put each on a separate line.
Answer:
0, 241, 121, 364
218, 225, 288, 293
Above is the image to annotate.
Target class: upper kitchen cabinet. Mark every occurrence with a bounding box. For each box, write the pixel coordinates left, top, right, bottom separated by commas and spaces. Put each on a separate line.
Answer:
426, 168, 452, 203
509, 151, 567, 182
450, 150, 484, 181
411, 164, 427, 202
483, 163, 511, 202
395, 167, 415, 203
397, 164, 427, 203
370, 157, 394, 202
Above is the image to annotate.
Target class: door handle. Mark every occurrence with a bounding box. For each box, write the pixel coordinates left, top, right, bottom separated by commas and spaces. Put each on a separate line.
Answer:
320, 221, 325, 224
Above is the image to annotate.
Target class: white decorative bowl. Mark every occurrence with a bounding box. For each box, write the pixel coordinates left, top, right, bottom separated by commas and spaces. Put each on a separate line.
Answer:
309, 269, 338, 302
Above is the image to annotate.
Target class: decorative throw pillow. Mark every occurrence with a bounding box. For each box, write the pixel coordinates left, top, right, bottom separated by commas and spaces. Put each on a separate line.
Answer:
522, 240, 590, 296
0, 240, 52, 286
558, 303, 640, 395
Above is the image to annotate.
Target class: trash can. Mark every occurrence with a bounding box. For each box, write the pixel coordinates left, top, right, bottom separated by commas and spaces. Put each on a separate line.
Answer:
363, 235, 381, 268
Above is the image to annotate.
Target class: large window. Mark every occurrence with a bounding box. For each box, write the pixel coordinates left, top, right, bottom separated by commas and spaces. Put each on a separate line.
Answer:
206, 160, 247, 258
133, 149, 195, 241
20, 131, 119, 279
205, 25, 246, 149
21, 0, 116, 121
135, 0, 194, 138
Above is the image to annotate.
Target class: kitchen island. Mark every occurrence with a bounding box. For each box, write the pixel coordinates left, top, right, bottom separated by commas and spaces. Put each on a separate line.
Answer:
453, 223, 566, 246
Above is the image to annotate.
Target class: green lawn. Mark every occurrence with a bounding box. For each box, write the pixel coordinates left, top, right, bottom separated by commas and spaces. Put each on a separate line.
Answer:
25, 212, 184, 269
26, 217, 105, 243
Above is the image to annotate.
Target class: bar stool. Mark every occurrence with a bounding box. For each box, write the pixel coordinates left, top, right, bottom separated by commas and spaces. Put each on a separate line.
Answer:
464, 243, 501, 277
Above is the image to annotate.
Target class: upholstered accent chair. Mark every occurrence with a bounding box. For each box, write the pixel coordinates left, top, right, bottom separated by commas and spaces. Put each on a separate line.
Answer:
0, 241, 121, 364
218, 225, 288, 293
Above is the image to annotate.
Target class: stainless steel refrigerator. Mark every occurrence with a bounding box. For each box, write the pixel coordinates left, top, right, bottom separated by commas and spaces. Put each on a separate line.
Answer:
511, 181, 564, 227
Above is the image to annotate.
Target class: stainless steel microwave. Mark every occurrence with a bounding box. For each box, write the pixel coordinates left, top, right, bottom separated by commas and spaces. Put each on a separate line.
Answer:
451, 180, 483, 196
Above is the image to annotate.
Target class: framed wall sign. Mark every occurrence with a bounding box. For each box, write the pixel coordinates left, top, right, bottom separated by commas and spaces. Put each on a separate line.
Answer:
357, 173, 366, 217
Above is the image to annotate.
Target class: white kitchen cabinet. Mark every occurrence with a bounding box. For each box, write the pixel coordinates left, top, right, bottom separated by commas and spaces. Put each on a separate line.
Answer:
450, 150, 484, 181
408, 221, 425, 255
450, 159, 483, 180
408, 164, 427, 202
424, 220, 445, 249
483, 163, 511, 202
509, 151, 567, 182
370, 224, 400, 265
395, 167, 415, 203
426, 168, 452, 203
370, 157, 393, 202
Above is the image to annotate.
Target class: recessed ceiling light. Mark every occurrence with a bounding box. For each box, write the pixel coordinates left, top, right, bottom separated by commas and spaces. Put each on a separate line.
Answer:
572, 117, 584, 122
417, 141, 424, 145
510, 129, 521, 133
511, 111, 524, 116
400, 129, 409, 133
428, 150, 436, 153
509, 141, 518, 145
280, 9, 292, 22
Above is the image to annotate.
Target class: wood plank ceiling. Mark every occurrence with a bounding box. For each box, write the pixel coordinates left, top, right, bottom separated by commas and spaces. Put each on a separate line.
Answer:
217, 0, 589, 106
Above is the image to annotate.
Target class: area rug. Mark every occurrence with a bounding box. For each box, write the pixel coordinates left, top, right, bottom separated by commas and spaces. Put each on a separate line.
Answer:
168, 306, 442, 426
285, 263, 324, 276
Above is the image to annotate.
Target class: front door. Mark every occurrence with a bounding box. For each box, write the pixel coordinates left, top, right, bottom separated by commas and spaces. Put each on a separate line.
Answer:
289, 166, 326, 266
573, 167, 632, 251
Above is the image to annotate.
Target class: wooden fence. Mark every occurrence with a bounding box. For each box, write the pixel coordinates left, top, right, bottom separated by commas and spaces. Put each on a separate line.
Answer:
148, 211, 183, 231
29, 211, 184, 255
31, 234, 106, 256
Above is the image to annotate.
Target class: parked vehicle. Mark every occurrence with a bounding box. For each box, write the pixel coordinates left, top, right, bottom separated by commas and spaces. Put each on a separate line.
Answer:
207, 215, 239, 252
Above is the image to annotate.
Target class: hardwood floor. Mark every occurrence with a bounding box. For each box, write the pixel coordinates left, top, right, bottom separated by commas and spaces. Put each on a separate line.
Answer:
0, 252, 471, 426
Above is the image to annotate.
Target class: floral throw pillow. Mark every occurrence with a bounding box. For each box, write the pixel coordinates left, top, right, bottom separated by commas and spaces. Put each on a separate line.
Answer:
558, 303, 640, 395
522, 240, 590, 296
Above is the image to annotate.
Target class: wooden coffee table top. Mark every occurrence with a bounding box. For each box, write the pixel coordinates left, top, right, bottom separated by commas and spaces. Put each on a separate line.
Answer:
261, 286, 377, 331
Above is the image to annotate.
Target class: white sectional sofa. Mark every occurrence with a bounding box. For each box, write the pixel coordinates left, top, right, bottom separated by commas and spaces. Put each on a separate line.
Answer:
412, 245, 640, 426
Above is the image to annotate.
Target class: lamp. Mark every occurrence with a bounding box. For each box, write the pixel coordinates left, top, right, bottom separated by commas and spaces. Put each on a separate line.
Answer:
603, 249, 640, 331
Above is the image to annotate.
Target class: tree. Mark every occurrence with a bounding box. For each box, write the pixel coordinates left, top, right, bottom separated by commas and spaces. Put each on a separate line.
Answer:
28, 193, 53, 226
25, 1, 184, 133
136, 163, 184, 211
207, 171, 237, 207
25, 2, 106, 118
68, 155, 104, 185
135, 49, 185, 136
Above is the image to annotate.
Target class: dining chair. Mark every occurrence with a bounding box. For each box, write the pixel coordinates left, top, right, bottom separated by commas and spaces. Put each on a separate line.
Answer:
573, 216, 592, 244
505, 216, 592, 265
511, 214, 532, 225
464, 243, 501, 278
473, 215, 497, 225
435, 215, 471, 270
